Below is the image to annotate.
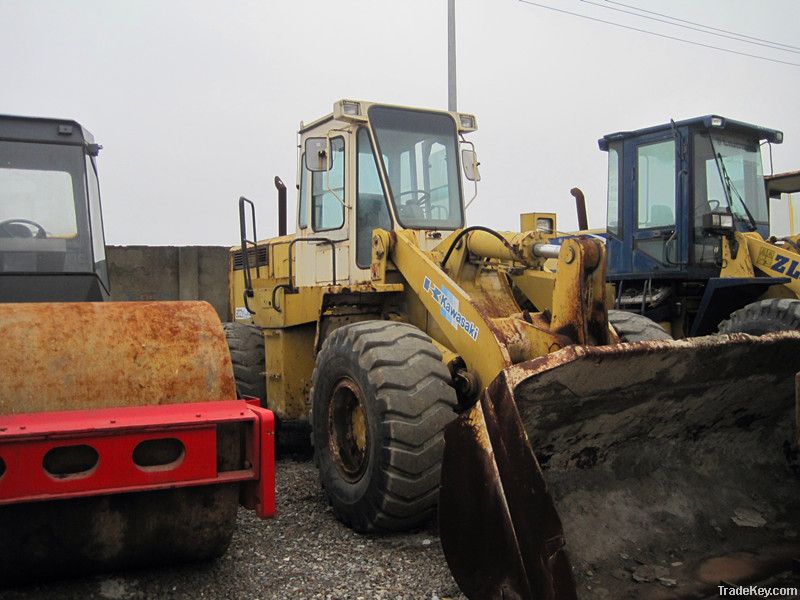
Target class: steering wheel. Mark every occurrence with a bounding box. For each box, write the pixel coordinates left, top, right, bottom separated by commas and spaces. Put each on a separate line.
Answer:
0, 219, 47, 238
397, 189, 430, 206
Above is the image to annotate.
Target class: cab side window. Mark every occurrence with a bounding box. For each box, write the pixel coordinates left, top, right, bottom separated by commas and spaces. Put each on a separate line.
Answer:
636, 139, 676, 229
298, 154, 308, 229
312, 137, 345, 231
606, 144, 621, 236
356, 128, 391, 268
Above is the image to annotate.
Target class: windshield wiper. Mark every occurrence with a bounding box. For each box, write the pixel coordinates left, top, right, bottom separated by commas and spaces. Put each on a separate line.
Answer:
715, 151, 757, 232
708, 134, 757, 232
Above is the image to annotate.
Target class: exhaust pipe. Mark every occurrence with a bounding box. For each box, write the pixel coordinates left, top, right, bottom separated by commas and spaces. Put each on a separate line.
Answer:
570, 187, 588, 231
275, 176, 287, 237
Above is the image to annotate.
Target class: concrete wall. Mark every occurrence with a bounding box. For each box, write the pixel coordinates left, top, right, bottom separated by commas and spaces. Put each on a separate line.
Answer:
106, 246, 231, 321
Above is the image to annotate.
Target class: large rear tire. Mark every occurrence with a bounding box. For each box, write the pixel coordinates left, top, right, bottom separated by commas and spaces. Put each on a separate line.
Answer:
223, 322, 311, 454
223, 322, 266, 403
311, 321, 457, 532
608, 309, 672, 342
718, 298, 800, 334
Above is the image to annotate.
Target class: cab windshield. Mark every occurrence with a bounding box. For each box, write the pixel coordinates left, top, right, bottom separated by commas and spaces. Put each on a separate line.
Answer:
693, 132, 768, 230
0, 141, 94, 273
368, 105, 464, 230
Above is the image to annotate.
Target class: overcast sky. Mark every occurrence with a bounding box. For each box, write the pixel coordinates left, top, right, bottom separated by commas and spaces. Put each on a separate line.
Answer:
2, 0, 798, 245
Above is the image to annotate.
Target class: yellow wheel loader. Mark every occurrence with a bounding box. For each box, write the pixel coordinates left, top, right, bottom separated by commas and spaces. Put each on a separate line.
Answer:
0, 115, 275, 583
229, 100, 800, 599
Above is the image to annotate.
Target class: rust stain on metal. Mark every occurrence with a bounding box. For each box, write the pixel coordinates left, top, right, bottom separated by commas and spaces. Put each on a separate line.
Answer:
464, 404, 492, 452
469, 303, 514, 366
0, 301, 235, 415
553, 323, 581, 345
440, 370, 576, 600
494, 329, 800, 599
461, 270, 520, 320
505, 329, 800, 387
576, 236, 601, 269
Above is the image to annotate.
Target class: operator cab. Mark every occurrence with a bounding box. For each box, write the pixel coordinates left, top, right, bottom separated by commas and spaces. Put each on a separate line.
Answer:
295, 100, 479, 287
0, 115, 109, 302
600, 115, 782, 280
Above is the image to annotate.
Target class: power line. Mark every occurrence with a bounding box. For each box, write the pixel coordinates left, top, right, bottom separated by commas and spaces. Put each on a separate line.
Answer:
517, 0, 800, 68
580, 0, 800, 55
605, 0, 800, 52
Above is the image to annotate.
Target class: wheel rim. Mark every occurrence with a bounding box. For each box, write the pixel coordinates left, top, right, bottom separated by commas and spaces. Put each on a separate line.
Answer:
328, 377, 369, 481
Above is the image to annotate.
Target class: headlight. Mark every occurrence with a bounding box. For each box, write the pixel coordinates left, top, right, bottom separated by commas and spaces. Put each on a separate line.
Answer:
703, 210, 735, 233
333, 99, 366, 121
342, 101, 361, 116
458, 113, 477, 130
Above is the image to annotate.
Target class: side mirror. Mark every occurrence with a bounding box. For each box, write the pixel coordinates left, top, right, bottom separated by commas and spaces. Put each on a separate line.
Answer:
305, 137, 331, 172
462, 149, 481, 182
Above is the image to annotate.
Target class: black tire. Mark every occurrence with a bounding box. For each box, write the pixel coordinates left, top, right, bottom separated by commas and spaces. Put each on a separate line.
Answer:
223, 322, 312, 455
222, 322, 266, 403
718, 298, 800, 335
608, 309, 672, 342
310, 321, 458, 533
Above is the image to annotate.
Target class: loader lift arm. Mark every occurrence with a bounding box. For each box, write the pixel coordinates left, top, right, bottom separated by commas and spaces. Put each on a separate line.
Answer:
370, 227, 612, 599
370, 229, 610, 392
722, 231, 800, 296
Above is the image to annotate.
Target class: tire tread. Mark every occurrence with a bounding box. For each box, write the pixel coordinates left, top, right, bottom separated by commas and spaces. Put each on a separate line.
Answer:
718, 298, 800, 334
310, 320, 457, 532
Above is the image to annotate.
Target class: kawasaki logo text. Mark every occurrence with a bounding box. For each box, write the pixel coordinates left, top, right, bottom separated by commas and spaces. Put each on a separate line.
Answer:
423, 276, 479, 341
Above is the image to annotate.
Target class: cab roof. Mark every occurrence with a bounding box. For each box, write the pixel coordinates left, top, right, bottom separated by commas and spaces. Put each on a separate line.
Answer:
0, 114, 93, 145
598, 115, 783, 151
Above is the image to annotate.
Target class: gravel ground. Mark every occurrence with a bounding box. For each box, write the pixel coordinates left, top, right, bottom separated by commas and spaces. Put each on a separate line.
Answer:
6, 457, 800, 599
4, 457, 464, 600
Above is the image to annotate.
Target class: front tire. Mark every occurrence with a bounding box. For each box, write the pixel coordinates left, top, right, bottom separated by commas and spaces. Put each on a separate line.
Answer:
608, 309, 672, 342
310, 321, 457, 532
718, 298, 800, 334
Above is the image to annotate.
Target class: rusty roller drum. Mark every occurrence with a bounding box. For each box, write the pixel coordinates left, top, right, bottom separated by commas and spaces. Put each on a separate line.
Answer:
0, 301, 240, 583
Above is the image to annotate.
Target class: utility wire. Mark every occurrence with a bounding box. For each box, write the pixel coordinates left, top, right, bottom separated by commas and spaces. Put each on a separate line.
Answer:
605, 0, 800, 53
581, 0, 800, 55
517, 0, 800, 68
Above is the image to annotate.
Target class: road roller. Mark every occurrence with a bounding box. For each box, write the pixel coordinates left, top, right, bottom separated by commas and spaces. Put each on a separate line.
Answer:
0, 114, 275, 583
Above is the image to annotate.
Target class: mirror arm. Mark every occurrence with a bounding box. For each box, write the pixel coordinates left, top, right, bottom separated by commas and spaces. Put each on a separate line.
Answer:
465, 178, 478, 209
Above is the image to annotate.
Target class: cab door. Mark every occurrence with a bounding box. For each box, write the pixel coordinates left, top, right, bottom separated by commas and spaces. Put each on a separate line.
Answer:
295, 133, 351, 287
623, 133, 687, 275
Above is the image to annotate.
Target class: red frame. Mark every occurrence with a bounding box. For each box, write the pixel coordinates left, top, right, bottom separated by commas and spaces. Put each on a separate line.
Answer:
0, 399, 275, 518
